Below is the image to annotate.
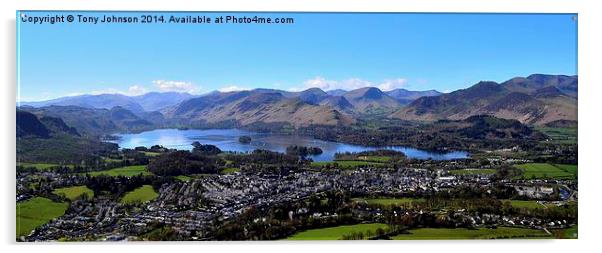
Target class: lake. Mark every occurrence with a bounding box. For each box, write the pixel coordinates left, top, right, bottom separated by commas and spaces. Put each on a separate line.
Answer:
109, 128, 469, 161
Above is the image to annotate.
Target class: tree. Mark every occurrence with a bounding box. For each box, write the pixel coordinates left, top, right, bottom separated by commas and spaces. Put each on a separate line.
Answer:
285, 145, 323, 157
238, 136, 252, 144
147, 150, 218, 176
191, 142, 222, 155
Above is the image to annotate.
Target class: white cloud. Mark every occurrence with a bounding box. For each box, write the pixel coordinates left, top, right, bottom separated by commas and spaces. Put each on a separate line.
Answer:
218, 85, 249, 92
89, 88, 124, 95
85, 85, 148, 96
300, 77, 373, 91
298, 76, 408, 91
302, 76, 339, 90
377, 78, 408, 91
127, 85, 147, 96
343, 78, 374, 90
153, 80, 201, 94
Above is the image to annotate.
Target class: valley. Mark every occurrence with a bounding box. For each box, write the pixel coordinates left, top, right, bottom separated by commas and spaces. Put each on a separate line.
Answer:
16, 73, 578, 241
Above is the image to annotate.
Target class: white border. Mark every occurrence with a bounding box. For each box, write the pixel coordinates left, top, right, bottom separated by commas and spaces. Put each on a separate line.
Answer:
2, 1, 601, 253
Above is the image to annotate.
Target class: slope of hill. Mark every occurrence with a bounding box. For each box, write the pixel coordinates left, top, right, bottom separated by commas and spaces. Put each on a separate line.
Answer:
21, 94, 145, 115
386, 89, 442, 104
165, 90, 355, 127
343, 87, 402, 113
17, 110, 80, 138
17, 110, 51, 138
502, 74, 578, 98
16, 110, 118, 163
21, 92, 195, 114
308, 115, 545, 151
20, 105, 156, 135
296, 88, 330, 104
319, 96, 354, 113
132, 92, 194, 111
391, 74, 577, 126
326, 89, 347, 96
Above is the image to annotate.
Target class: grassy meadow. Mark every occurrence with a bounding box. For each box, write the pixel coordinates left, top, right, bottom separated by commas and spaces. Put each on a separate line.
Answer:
52, 185, 94, 200
311, 160, 385, 169
503, 200, 546, 209
392, 227, 551, 240
120, 185, 159, 204
352, 197, 425, 206
449, 169, 497, 175
536, 127, 577, 144
87, 165, 151, 177
286, 223, 388, 240
18, 162, 73, 170
221, 167, 241, 174
514, 163, 576, 179
16, 197, 68, 237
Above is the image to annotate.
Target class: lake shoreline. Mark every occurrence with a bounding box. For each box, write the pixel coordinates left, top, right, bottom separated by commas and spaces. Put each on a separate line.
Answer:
107, 128, 470, 161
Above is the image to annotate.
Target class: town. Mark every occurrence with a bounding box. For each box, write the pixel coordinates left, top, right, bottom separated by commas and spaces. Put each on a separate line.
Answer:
16, 144, 578, 241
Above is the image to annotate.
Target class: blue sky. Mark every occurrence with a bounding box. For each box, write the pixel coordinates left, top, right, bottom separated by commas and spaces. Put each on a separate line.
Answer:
17, 12, 577, 101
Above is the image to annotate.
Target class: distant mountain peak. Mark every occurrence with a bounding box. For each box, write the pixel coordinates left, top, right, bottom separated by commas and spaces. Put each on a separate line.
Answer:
302, 87, 327, 93
346, 87, 384, 99
391, 74, 577, 126
326, 89, 347, 96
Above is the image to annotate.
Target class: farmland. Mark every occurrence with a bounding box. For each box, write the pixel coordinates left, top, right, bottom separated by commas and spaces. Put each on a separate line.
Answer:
555, 164, 578, 175
352, 197, 424, 206
16, 197, 68, 237
311, 160, 385, 169
356, 155, 391, 162
221, 167, 241, 174
101, 157, 122, 163
536, 127, 577, 144
87, 165, 151, 177
392, 227, 551, 240
175, 175, 193, 182
503, 200, 546, 209
18, 162, 72, 170
52, 185, 95, 200
514, 163, 576, 179
120, 185, 159, 204
449, 169, 497, 175
563, 225, 578, 239
286, 223, 389, 240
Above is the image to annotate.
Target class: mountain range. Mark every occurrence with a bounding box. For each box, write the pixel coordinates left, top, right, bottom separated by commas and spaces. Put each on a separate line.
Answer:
21, 87, 443, 128
18, 74, 577, 131
391, 74, 577, 126
21, 92, 195, 114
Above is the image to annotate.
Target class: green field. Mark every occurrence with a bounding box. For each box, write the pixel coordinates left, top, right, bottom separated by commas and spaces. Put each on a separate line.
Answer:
221, 167, 241, 174
175, 175, 193, 182
52, 185, 94, 200
352, 197, 425, 206
514, 163, 576, 179
563, 225, 578, 239
555, 164, 578, 175
87, 165, 151, 177
287, 223, 389, 240
392, 227, 551, 240
536, 127, 577, 144
504, 200, 546, 209
356, 156, 391, 162
101, 157, 122, 163
16, 197, 69, 237
311, 160, 384, 169
18, 162, 72, 170
120, 185, 159, 204
449, 169, 497, 175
